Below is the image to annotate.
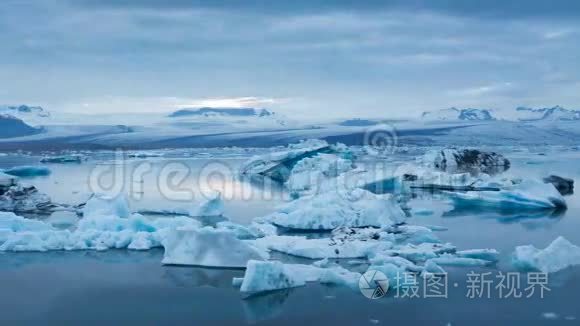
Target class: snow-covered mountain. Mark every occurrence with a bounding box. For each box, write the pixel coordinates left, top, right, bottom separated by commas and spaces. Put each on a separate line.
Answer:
168, 107, 274, 118
167, 107, 287, 127
421, 108, 495, 121
0, 114, 41, 138
515, 106, 580, 121
0, 105, 51, 126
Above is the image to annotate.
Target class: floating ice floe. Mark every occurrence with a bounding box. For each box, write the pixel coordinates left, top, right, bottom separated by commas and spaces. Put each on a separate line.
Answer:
422, 148, 510, 174
543, 175, 574, 195
285, 153, 354, 194
82, 193, 131, 219
426, 254, 494, 267
2, 166, 51, 178
161, 227, 269, 268
240, 140, 353, 184
264, 188, 405, 230
448, 179, 567, 210
136, 191, 224, 218
512, 236, 580, 273
40, 154, 83, 164
251, 234, 392, 259
0, 184, 54, 213
239, 260, 361, 294
216, 221, 277, 239
0, 172, 18, 188
0, 211, 201, 251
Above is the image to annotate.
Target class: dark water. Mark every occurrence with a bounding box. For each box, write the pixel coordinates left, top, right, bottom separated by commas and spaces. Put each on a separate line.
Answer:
1, 147, 579, 324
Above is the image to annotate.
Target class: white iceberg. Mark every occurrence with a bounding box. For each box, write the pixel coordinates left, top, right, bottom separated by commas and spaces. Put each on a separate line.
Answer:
427, 254, 493, 267
456, 249, 500, 262
240, 139, 332, 182
240, 260, 307, 293
0, 185, 54, 213
448, 179, 567, 210
285, 153, 353, 194
240, 260, 361, 293
512, 236, 580, 273
251, 234, 392, 259
422, 148, 510, 174
265, 188, 404, 230
0, 211, 201, 252
82, 193, 131, 219
161, 227, 268, 268
135, 192, 224, 217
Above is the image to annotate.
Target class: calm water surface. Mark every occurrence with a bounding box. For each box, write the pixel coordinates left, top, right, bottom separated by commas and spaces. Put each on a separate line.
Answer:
1, 147, 579, 324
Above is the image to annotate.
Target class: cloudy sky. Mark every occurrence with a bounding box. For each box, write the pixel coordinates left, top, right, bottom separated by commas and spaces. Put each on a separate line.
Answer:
1, 0, 579, 119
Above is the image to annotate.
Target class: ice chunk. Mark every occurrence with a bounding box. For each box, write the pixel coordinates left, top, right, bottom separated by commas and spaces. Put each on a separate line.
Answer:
240, 139, 333, 182
285, 153, 353, 194
0, 172, 18, 187
448, 179, 566, 210
266, 188, 404, 230
136, 192, 224, 217
162, 227, 268, 268
0, 212, 201, 252
0, 185, 54, 213
0, 212, 54, 232
427, 254, 493, 267
512, 236, 580, 273
387, 242, 456, 262
189, 192, 224, 217
240, 260, 361, 293
366, 263, 409, 289
456, 249, 500, 262
240, 260, 307, 293
2, 166, 51, 177
40, 154, 83, 164
251, 234, 392, 259
82, 193, 131, 218
423, 148, 510, 174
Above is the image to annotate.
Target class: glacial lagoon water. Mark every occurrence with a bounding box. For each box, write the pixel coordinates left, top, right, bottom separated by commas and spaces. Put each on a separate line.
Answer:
1, 147, 580, 324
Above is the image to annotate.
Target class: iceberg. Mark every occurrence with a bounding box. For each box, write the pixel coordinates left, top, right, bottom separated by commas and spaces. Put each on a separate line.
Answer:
2, 166, 51, 178
456, 249, 500, 262
240, 139, 332, 182
40, 154, 83, 164
136, 192, 224, 217
265, 188, 404, 230
285, 153, 353, 194
448, 179, 567, 210
427, 254, 493, 267
0, 185, 54, 213
240, 260, 361, 294
240, 260, 307, 293
0, 172, 18, 188
422, 148, 510, 174
161, 227, 268, 268
82, 193, 131, 219
251, 234, 392, 259
0, 212, 201, 252
512, 236, 580, 273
